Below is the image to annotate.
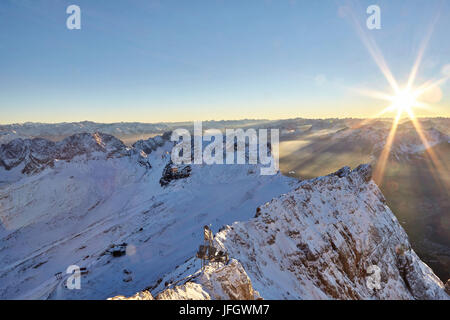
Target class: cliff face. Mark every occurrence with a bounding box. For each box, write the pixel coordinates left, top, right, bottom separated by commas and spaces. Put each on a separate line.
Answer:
194, 259, 260, 300
213, 165, 448, 300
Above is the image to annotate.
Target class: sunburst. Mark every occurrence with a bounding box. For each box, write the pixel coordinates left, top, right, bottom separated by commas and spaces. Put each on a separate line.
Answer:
344, 5, 449, 186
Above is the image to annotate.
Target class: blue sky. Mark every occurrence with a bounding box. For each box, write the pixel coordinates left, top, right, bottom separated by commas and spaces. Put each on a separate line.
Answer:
0, 0, 449, 123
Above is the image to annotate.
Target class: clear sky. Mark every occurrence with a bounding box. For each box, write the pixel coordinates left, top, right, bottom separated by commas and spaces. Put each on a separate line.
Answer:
0, 0, 449, 124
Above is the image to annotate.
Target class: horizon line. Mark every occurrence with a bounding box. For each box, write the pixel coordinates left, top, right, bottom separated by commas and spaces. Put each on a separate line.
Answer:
1, 116, 448, 126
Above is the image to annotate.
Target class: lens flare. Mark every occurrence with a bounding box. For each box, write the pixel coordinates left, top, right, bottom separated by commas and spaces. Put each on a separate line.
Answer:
344, 4, 448, 187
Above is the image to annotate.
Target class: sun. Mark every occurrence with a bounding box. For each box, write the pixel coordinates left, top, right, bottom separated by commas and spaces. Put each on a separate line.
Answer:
387, 88, 419, 116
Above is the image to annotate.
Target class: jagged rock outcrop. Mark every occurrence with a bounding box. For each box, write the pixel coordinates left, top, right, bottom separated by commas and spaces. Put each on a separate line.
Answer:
109, 259, 260, 300
159, 161, 192, 186
132, 131, 172, 155
0, 132, 151, 174
108, 291, 155, 300
0, 138, 56, 173
396, 248, 447, 300
196, 259, 260, 300
156, 282, 211, 300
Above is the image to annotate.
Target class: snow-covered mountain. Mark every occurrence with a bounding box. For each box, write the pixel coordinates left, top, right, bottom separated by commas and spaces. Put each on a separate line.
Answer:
0, 132, 293, 299
0, 131, 448, 300
1, 119, 448, 162
0, 121, 171, 141
0, 120, 270, 145
212, 165, 448, 299
116, 165, 449, 300
0, 133, 147, 178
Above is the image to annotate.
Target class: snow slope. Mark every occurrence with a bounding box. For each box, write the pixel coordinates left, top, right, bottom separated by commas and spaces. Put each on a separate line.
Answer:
0, 133, 294, 299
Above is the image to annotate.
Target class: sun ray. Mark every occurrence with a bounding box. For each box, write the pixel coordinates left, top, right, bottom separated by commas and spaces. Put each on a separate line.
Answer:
406, 109, 450, 191
350, 88, 394, 102
373, 110, 402, 185
406, 109, 445, 166
414, 76, 450, 97
343, 2, 447, 188
412, 101, 432, 111
406, 12, 440, 90
345, 5, 400, 92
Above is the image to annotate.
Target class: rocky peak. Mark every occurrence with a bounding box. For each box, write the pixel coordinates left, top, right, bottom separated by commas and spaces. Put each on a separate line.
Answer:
0, 132, 136, 174
109, 259, 260, 300
57, 132, 128, 159
132, 131, 172, 156
211, 165, 449, 300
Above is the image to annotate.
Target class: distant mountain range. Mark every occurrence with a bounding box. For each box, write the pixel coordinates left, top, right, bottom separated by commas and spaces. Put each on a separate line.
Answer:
0, 120, 271, 145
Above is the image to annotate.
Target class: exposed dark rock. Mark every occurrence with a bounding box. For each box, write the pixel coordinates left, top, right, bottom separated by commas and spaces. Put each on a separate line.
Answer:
132, 131, 171, 155
159, 161, 192, 186
330, 166, 351, 178
106, 243, 127, 258
328, 164, 372, 182
354, 164, 373, 182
